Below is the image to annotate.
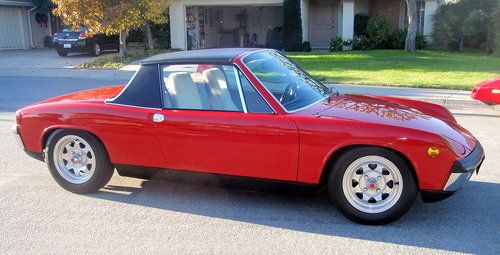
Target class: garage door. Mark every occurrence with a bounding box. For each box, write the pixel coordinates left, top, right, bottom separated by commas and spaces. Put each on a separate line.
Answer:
0, 7, 25, 50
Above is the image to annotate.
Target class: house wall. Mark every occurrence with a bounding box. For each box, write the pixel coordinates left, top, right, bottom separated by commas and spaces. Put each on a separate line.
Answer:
368, 0, 403, 28
0, 4, 51, 50
355, 0, 369, 15
423, 0, 438, 37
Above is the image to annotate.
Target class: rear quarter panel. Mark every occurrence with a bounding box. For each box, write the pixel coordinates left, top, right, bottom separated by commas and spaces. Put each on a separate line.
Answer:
18, 101, 166, 168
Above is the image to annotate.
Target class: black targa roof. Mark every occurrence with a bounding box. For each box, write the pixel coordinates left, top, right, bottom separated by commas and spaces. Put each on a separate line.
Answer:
140, 48, 260, 65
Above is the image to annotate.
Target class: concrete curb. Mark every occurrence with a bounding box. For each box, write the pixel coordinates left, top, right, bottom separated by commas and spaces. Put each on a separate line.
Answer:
407, 97, 499, 111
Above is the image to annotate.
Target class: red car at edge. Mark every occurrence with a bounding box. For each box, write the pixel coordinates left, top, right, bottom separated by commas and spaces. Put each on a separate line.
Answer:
13, 49, 485, 225
471, 77, 500, 105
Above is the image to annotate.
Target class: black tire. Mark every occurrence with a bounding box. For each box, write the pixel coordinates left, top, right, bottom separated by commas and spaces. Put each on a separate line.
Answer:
45, 129, 114, 194
57, 50, 68, 57
328, 147, 417, 225
91, 42, 101, 56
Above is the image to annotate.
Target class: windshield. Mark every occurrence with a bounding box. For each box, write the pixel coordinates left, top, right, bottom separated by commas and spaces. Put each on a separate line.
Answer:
243, 50, 330, 111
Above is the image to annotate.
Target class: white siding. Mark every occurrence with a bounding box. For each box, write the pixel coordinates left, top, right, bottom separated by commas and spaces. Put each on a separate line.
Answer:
0, 6, 25, 50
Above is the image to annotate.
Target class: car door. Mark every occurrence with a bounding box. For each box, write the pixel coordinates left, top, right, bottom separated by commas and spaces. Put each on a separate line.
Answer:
153, 64, 299, 181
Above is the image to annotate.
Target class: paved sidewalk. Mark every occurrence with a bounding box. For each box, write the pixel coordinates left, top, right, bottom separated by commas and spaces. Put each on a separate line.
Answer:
330, 84, 499, 111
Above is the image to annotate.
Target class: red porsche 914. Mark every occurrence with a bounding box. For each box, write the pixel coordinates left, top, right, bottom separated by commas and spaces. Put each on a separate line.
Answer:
13, 48, 484, 224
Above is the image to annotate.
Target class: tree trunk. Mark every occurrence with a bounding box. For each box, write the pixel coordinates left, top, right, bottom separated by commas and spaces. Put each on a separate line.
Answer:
146, 22, 154, 50
119, 29, 128, 57
405, 0, 418, 52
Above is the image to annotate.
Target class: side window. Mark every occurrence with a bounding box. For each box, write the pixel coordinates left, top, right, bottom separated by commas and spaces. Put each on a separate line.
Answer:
238, 71, 274, 114
161, 64, 243, 112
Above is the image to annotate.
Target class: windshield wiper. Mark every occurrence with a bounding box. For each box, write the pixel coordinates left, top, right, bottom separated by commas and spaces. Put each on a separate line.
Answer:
327, 87, 339, 103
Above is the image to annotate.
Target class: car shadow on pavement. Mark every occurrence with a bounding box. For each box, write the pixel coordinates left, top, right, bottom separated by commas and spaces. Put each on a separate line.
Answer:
89, 173, 500, 254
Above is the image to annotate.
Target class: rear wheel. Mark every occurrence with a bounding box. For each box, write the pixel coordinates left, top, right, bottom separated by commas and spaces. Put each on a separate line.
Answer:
91, 43, 101, 56
328, 147, 417, 225
45, 130, 114, 193
57, 50, 68, 57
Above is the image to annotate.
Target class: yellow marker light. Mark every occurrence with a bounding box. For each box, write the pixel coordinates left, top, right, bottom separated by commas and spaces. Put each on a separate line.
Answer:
428, 146, 440, 158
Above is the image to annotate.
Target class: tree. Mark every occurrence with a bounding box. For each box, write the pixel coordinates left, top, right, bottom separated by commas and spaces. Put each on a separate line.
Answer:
405, 0, 418, 51
493, 2, 500, 56
140, 1, 169, 50
431, 0, 498, 53
52, 0, 167, 56
283, 0, 303, 51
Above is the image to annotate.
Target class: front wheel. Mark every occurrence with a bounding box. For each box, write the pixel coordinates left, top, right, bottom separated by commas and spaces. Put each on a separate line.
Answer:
328, 147, 417, 225
45, 130, 114, 193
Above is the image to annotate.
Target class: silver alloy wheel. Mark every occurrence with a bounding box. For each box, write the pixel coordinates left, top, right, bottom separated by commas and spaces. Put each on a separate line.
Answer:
342, 155, 403, 214
94, 43, 101, 55
53, 135, 96, 184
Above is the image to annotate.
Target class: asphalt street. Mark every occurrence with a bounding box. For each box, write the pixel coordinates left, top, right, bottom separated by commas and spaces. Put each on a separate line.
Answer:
0, 51, 499, 254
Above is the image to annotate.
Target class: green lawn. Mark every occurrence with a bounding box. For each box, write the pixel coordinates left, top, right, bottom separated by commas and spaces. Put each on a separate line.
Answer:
286, 50, 500, 90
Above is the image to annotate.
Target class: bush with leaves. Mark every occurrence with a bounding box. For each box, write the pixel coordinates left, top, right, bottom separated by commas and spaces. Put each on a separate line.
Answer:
350, 35, 370, 50
416, 35, 429, 50
391, 29, 406, 50
329, 37, 344, 51
301, 41, 311, 52
366, 16, 395, 49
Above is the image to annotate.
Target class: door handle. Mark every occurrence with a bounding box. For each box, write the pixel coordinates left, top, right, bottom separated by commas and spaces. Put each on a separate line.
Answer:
153, 113, 165, 123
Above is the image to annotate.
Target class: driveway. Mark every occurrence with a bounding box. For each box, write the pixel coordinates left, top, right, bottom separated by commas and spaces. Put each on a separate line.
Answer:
0, 49, 108, 69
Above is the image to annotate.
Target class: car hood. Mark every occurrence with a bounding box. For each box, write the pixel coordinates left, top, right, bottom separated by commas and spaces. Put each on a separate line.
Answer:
38, 85, 126, 104
316, 94, 476, 150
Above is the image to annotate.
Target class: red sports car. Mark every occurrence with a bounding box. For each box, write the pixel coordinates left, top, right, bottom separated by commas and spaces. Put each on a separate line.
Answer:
471, 77, 500, 105
13, 49, 484, 225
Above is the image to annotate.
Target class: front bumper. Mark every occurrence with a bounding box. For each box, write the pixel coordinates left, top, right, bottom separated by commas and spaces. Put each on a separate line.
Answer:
12, 125, 44, 162
12, 125, 25, 150
421, 142, 485, 203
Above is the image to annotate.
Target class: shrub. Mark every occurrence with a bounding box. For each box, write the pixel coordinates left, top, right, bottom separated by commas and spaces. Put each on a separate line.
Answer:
301, 41, 311, 52
391, 29, 406, 50
350, 35, 370, 50
366, 16, 395, 49
283, 0, 303, 51
329, 37, 344, 51
416, 35, 429, 50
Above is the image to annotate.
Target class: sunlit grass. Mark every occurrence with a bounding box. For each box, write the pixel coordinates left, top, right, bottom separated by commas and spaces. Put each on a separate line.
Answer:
287, 50, 500, 90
